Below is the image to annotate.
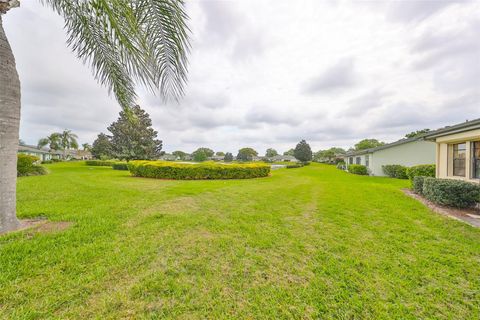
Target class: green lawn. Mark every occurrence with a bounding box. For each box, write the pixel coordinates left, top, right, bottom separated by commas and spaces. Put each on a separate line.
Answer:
1, 162, 479, 319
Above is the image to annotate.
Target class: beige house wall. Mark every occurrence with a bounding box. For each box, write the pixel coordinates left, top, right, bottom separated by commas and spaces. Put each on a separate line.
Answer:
434, 129, 480, 182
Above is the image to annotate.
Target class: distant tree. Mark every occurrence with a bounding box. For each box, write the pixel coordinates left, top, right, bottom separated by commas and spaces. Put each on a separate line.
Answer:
294, 140, 312, 162
354, 139, 385, 151
405, 129, 430, 138
108, 105, 162, 160
224, 152, 234, 162
215, 151, 225, 156
237, 147, 258, 161
283, 148, 295, 156
38, 133, 61, 151
192, 147, 214, 158
314, 149, 335, 162
172, 150, 188, 160
265, 148, 278, 158
82, 143, 92, 151
314, 147, 346, 162
193, 150, 208, 162
91, 133, 113, 159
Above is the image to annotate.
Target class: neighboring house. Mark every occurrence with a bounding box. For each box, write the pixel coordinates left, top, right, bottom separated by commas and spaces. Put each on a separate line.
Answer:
65, 149, 93, 160
345, 136, 436, 176
270, 155, 299, 162
18, 145, 52, 162
211, 155, 224, 161
424, 118, 480, 182
160, 154, 177, 161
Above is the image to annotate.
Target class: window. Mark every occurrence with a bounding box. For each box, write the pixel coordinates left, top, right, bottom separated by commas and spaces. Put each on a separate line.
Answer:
365, 155, 369, 167
472, 142, 480, 179
356, 157, 361, 165
349, 157, 353, 164
453, 143, 466, 176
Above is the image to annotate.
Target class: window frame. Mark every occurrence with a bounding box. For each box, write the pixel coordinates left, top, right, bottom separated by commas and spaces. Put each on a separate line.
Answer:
452, 142, 466, 177
472, 141, 480, 179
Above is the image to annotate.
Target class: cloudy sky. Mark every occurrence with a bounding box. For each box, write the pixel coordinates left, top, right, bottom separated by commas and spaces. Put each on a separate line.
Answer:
4, 0, 479, 154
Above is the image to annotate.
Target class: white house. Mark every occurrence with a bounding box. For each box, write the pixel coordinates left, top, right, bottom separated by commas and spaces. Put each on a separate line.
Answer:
344, 136, 436, 176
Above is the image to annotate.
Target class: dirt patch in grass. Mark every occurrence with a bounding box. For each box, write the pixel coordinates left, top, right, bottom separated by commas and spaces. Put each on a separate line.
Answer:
403, 189, 480, 228
1, 219, 73, 236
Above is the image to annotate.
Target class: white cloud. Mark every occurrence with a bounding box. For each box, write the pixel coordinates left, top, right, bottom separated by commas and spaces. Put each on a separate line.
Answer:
3, 0, 479, 153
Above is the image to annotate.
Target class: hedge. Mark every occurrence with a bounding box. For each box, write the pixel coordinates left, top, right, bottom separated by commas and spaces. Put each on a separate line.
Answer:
348, 164, 368, 175
422, 177, 480, 208
17, 154, 47, 177
382, 165, 408, 179
406, 164, 436, 180
128, 161, 271, 180
286, 163, 304, 169
112, 162, 128, 170
412, 176, 425, 194
85, 160, 116, 167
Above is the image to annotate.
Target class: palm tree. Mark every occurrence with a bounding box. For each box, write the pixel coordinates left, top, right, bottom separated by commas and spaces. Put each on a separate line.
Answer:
38, 133, 61, 151
82, 143, 92, 151
59, 130, 78, 159
0, 0, 190, 233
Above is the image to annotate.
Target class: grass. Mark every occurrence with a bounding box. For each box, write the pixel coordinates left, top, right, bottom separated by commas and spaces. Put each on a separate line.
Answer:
1, 162, 479, 319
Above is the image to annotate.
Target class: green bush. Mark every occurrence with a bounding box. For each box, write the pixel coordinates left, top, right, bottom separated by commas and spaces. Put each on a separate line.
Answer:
112, 162, 128, 170
382, 165, 408, 179
422, 177, 480, 208
348, 164, 368, 175
51, 158, 62, 162
286, 163, 304, 169
41, 160, 53, 164
128, 161, 270, 180
85, 160, 116, 167
407, 164, 436, 180
17, 154, 47, 177
412, 176, 425, 194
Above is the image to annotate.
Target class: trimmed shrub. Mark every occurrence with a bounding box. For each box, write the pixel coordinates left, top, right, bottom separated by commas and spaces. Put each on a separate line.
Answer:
382, 165, 408, 179
422, 177, 480, 208
128, 161, 270, 180
112, 162, 128, 170
85, 160, 116, 167
17, 154, 47, 177
348, 164, 368, 175
51, 158, 62, 162
286, 163, 303, 169
412, 176, 425, 194
41, 160, 53, 164
407, 164, 436, 180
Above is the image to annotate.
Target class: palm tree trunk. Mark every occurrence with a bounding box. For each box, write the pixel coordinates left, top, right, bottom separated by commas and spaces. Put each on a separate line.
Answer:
0, 15, 21, 233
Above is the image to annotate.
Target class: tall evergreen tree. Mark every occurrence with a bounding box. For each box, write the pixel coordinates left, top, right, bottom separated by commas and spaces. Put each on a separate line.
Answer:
91, 133, 113, 159
224, 152, 234, 162
294, 140, 312, 162
108, 105, 162, 161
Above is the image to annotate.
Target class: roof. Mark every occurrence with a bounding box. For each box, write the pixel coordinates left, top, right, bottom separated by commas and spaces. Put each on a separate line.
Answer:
18, 145, 50, 154
345, 136, 425, 156
423, 118, 480, 140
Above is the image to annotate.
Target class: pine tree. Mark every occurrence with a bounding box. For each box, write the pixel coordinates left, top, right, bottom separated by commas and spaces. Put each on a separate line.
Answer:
294, 140, 312, 162
108, 105, 162, 160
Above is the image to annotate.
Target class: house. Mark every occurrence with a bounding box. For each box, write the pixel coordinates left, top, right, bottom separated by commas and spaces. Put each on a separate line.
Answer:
160, 154, 177, 161
270, 155, 299, 162
65, 149, 93, 160
424, 118, 480, 182
344, 136, 436, 176
18, 145, 52, 162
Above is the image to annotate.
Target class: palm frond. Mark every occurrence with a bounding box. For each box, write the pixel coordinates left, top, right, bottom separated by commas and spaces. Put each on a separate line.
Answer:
39, 0, 190, 109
